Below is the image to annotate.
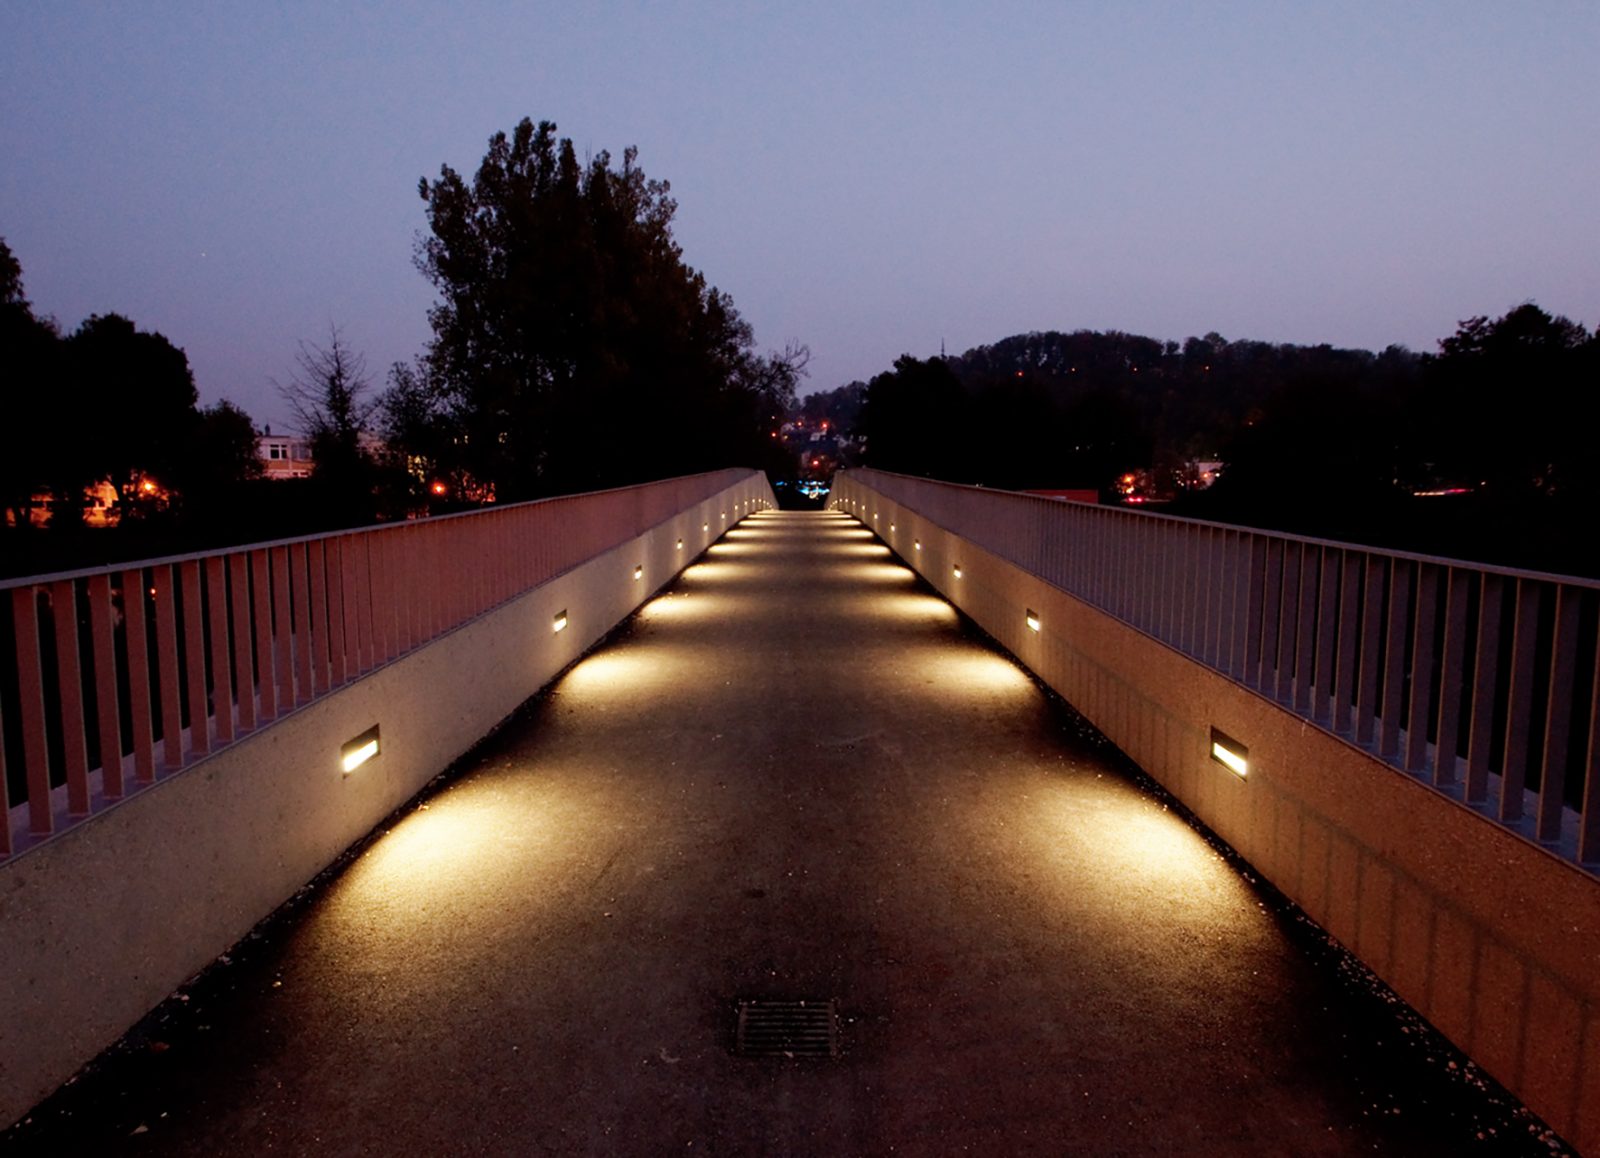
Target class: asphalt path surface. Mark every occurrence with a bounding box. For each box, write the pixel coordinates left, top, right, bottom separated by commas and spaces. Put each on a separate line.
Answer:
2, 510, 1570, 1155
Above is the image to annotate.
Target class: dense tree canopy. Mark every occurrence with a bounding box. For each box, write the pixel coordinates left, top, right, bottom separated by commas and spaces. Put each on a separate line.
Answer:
0, 236, 63, 526
400, 118, 802, 501
66, 312, 200, 515
827, 307, 1599, 572
0, 238, 262, 533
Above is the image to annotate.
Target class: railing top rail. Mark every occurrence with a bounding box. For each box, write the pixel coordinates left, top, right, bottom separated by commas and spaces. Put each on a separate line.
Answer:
845, 467, 1600, 591
0, 468, 757, 592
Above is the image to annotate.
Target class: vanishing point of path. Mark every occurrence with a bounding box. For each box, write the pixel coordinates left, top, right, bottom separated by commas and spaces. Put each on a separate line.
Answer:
2, 511, 1567, 1156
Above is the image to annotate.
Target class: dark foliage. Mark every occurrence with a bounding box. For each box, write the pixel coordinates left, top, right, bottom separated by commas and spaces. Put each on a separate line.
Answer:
0, 238, 262, 543
398, 118, 803, 502
277, 327, 382, 525
828, 305, 1598, 575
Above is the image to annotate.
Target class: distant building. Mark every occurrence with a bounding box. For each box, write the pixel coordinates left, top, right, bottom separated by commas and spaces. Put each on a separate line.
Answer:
257, 427, 314, 480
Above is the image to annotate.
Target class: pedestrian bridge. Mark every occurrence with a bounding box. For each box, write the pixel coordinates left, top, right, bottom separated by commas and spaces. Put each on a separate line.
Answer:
1, 469, 1597, 1154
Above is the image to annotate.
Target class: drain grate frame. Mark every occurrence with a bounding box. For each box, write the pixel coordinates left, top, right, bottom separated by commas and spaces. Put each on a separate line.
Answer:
734, 999, 839, 1058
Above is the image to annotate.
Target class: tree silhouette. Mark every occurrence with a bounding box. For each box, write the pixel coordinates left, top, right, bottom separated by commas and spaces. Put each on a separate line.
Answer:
277, 327, 380, 524
408, 117, 801, 500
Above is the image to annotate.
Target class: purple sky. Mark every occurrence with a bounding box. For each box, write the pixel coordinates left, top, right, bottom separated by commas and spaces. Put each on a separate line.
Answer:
3, 3, 1596, 429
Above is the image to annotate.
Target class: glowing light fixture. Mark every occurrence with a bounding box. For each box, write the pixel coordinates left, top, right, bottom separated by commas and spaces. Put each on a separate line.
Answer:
953, 564, 963, 579
890, 523, 896, 533
1210, 728, 1249, 778
553, 609, 569, 633
341, 725, 380, 774
633, 564, 643, 581
1025, 609, 1041, 632
914, 540, 922, 552
704, 522, 709, 532
676, 539, 684, 551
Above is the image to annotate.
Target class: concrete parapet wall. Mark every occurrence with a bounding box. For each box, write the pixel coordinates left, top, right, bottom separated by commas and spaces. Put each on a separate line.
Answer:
0, 477, 772, 1128
839, 482, 1600, 1155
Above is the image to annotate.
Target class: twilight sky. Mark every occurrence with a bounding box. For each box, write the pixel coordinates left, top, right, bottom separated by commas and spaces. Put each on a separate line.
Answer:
3, 2, 1596, 428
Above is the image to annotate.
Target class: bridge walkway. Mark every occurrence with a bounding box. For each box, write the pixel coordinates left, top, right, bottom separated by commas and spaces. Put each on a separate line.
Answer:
2, 510, 1555, 1155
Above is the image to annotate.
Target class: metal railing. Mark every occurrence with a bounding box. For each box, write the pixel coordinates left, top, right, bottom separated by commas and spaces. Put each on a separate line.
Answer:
1, 469, 768, 858
837, 468, 1600, 868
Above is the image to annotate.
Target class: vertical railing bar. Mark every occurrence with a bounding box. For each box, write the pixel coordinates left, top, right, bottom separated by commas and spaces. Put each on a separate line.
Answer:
1219, 530, 1241, 677
1271, 541, 1294, 702
251, 549, 276, 721
122, 567, 156, 784
308, 539, 330, 697
1196, 525, 1215, 661
360, 531, 378, 670
1404, 564, 1440, 773
369, 531, 390, 667
1432, 568, 1469, 787
1378, 559, 1412, 762
1312, 547, 1338, 725
348, 533, 369, 674
0, 696, 10, 856
1243, 534, 1267, 687
230, 554, 256, 733
152, 566, 183, 771
1261, 539, 1285, 696
418, 524, 438, 644
1535, 585, 1580, 843
1497, 580, 1541, 824
288, 543, 313, 705
1272, 541, 1297, 703
1577, 633, 1600, 865
1333, 551, 1362, 736
392, 528, 412, 655
48, 580, 91, 816
1465, 574, 1504, 805
179, 560, 210, 758
1293, 545, 1318, 713
1176, 520, 1193, 647
11, 588, 54, 835
1352, 555, 1386, 747
1156, 518, 1172, 644
87, 574, 124, 799
326, 537, 348, 689
271, 546, 295, 710
205, 557, 234, 745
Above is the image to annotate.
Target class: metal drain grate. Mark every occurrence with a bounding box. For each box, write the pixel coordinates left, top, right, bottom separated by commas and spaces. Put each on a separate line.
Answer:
734, 999, 838, 1058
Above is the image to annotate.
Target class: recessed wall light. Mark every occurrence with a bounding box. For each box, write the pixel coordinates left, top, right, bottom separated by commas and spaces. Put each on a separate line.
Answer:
1025, 609, 1040, 632
1211, 728, 1249, 778
553, 609, 569, 633
341, 725, 380, 774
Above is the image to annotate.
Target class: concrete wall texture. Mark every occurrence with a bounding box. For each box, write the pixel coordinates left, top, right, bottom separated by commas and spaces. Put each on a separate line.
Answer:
0, 475, 773, 1128
835, 478, 1600, 1155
